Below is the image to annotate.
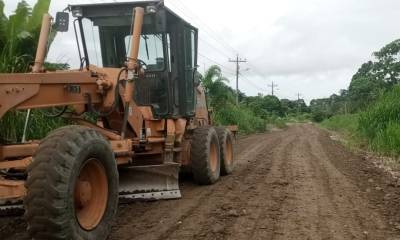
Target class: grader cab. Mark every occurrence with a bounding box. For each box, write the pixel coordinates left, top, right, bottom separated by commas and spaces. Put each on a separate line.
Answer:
0, 1, 235, 239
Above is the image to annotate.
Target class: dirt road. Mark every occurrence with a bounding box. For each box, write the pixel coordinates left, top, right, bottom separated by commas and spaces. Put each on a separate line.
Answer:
2, 124, 400, 239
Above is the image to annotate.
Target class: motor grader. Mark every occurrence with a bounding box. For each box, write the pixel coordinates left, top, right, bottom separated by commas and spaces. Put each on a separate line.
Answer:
0, 1, 235, 239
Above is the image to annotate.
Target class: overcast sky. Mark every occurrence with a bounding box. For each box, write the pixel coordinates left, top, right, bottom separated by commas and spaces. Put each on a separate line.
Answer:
4, 0, 400, 103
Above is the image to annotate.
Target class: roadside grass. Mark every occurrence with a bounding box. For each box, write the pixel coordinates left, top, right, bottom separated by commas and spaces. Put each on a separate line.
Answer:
320, 114, 359, 134
214, 103, 267, 134
283, 113, 312, 124
357, 86, 400, 157
272, 118, 288, 129
319, 114, 366, 149
321, 86, 400, 158
372, 121, 400, 156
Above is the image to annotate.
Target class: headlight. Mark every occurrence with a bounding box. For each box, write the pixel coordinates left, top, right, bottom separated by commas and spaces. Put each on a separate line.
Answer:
146, 5, 157, 14
72, 6, 83, 18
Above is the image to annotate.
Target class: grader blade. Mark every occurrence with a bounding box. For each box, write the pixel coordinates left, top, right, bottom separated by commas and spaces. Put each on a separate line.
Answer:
118, 163, 181, 202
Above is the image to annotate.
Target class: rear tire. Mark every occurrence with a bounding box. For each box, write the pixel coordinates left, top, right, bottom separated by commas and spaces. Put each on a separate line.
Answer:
25, 126, 118, 240
191, 126, 220, 185
216, 127, 234, 175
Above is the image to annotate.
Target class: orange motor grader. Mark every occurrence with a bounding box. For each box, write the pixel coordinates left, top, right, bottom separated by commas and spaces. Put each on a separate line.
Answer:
0, 1, 235, 239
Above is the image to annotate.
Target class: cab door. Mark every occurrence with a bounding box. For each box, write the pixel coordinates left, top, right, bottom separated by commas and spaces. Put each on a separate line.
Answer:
182, 26, 198, 116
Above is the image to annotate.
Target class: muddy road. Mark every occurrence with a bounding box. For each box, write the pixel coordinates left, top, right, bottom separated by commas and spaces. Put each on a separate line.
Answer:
2, 124, 400, 239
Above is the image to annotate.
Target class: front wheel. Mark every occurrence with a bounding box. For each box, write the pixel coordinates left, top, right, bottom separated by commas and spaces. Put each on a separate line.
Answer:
25, 126, 118, 240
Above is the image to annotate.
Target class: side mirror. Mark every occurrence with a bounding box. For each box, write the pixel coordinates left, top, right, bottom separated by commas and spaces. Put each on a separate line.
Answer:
154, 9, 166, 32
55, 12, 69, 32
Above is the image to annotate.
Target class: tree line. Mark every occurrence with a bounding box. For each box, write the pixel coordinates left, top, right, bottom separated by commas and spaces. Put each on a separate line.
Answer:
310, 39, 400, 122
201, 65, 310, 133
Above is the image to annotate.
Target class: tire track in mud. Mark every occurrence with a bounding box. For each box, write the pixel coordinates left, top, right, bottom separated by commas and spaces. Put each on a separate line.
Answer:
187, 133, 297, 240
110, 132, 284, 240
2, 125, 400, 240
305, 125, 391, 238
227, 133, 296, 239
158, 132, 288, 240
271, 128, 347, 240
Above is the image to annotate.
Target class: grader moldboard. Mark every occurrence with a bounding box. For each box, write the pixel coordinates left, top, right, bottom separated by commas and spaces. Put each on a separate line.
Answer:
0, 1, 236, 239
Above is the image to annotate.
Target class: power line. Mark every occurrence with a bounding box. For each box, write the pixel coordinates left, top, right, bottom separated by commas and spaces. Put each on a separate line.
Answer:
198, 36, 232, 59
245, 61, 267, 79
165, 1, 268, 98
171, 0, 239, 54
239, 73, 268, 92
199, 54, 267, 94
167, 0, 238, 56
198, 53, 236, 73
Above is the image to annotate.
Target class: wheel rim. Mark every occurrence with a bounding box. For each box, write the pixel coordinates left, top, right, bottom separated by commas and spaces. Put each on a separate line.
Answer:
74, 158, 108, 230
209, 142, 218, 172
225, 137, 233, 166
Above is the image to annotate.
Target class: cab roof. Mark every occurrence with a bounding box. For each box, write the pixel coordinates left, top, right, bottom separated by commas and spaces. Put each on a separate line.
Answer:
69, 0, 196, 29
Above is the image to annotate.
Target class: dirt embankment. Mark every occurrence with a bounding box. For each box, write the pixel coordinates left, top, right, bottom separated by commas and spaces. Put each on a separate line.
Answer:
2, 124, 400, 239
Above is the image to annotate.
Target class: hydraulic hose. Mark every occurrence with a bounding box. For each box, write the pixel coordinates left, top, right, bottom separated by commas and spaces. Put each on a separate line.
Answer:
86, 68, 125, 117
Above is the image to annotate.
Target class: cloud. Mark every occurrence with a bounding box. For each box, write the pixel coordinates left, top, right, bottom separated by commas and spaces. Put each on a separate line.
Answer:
4, 0, 400, 103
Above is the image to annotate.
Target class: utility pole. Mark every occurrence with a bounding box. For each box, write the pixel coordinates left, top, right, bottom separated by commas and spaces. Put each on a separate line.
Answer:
268, 81, 278, 96
229, 54, 247, 105
296, 93, 302, 114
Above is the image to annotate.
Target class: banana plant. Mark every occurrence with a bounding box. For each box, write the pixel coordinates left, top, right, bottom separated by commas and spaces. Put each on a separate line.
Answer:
0, 0, 68, 144
0, 0, 52, 73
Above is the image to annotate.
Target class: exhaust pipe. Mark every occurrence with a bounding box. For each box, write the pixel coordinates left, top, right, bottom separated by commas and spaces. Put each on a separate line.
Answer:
32, 14, 52, 73
121, 7, 144, 139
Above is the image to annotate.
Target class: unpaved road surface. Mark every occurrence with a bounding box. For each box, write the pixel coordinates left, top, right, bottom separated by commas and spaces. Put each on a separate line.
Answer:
2, 124, 400, 239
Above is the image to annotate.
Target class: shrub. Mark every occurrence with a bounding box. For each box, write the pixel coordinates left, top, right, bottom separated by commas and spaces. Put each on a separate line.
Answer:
372, 121, 400, 156
213, 103, 266, 134
312, 110, 330, 122
358, 85, 400, 140
320, 114, 359, 134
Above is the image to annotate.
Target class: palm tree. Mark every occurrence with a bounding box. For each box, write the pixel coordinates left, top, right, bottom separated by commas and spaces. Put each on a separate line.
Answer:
0, 0, 52, 73
201, 65, 236, 107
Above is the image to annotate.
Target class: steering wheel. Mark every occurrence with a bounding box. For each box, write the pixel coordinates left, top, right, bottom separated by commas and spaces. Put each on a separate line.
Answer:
137, 59, 147, 70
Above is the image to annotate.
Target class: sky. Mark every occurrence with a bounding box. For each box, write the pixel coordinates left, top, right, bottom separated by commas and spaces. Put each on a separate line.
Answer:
4, 0, 400, 103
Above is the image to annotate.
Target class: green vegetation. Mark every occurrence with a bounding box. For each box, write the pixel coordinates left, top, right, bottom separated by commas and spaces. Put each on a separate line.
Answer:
0, 0, 69, 143
358, 86, 400, 155
201, 65, 266, 134
0, 110, 67, 143
320, 114, 362, 150
213, 104, 266, 134
316, 39, 400, 157
0, 0, 52, 73
320, 114, 359, 134
202, 65, 309, 134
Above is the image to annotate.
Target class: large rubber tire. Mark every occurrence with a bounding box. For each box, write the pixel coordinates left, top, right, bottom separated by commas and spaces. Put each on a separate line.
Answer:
216, 127, 235, 175
24, 126, 118, 240
191, 126, 220, 185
